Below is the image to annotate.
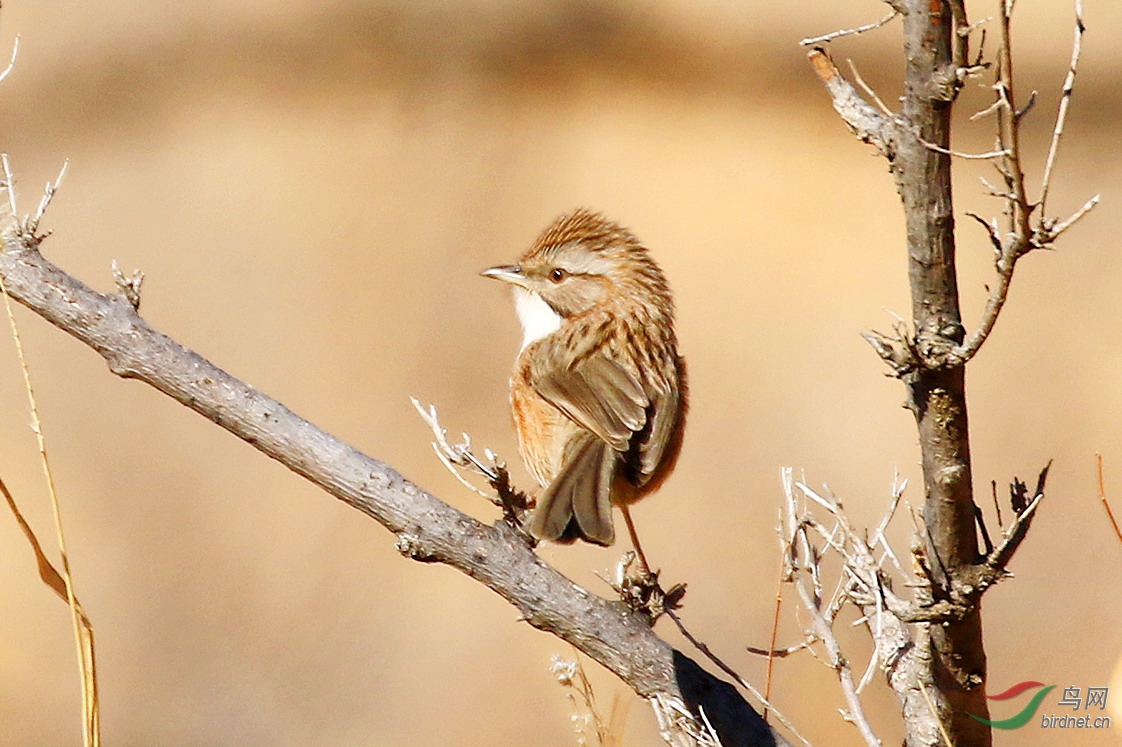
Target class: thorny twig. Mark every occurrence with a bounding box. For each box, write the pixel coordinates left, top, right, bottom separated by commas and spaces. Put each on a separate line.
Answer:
815, 1, 1094, 374
777, 459, 1052, 731
410, 398, 530, 525
780, 469, 882, 747
952, 0, 1095, 365
1, 155, 69, 249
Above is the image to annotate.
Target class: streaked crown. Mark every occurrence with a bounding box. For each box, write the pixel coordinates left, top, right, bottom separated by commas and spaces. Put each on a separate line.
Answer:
483, 209, 674, 322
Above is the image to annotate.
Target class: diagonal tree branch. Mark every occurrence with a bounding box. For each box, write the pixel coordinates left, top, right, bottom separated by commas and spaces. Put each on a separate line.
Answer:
806, 47, 900, 161
0, 200, 790, 747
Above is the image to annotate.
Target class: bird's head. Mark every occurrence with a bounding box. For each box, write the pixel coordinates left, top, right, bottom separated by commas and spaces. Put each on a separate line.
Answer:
482, 209, 672, 350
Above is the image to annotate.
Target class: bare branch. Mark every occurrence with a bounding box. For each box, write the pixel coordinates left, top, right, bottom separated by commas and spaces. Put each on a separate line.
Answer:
800, 11, 899, 47
806, 1, 1082, 742
950, 3, 1095, 365
807, 48, 898, 159
1038, 0, 1086, 217
995, 5, 1032, 248
1, 153, 17, 218
0, 35, 18, 84
846, 59, 894, 118
953, 253, 1014, 363
1095, 455, 1122, 546
411, 398, 497, 498
781, 470, 883, 747
746, 639, 815, 659
1042, 193, 1099, 243
1, 155, 69, 248
31, 159, 69, 236
914, 133, 1007, 161
0, 190, 790, 747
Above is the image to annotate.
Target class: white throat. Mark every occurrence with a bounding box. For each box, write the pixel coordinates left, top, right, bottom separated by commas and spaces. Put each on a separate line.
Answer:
513, 288, 562, 351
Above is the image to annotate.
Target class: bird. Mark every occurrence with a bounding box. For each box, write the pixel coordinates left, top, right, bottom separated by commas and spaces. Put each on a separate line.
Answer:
481, 208, 687, 562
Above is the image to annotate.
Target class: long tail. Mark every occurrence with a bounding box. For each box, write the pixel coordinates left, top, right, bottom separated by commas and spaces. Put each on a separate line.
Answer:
527, 431, 616, 546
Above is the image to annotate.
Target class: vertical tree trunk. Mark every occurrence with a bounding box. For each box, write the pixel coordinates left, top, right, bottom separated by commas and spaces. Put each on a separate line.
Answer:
895, 1, 990, 744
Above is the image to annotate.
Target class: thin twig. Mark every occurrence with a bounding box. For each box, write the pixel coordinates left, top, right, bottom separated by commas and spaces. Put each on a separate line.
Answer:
846, 59, 894, 117
1045, 193, 1099, 241
0, 184, 99, 746
31, 159, 69, 235
0, 35, 19, 84
990, 480, 1004, 531
781, 470, 881, 747
666, 610, 750, 689
915, 133, 1008, 160
764, 545, 786, 722
800, 11, 899, 46
953, 253, 1014, 362
870, 475, 907, 575
746, 639, 815, 658
665, 608, 814, 747
1038, 0, 1086, 218
1095, 454, 1122, 546
411, 398, 496, 497
919, 685, 953, 747
1, 153, 17, 218
969, 96, 1003, 121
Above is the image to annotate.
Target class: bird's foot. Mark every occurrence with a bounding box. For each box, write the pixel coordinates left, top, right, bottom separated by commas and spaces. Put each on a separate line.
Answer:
610, 551, 686, 623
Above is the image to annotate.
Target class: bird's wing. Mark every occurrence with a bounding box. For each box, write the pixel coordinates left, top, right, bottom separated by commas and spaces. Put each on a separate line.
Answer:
532, 346, 649, 454
636, 356, 685, 479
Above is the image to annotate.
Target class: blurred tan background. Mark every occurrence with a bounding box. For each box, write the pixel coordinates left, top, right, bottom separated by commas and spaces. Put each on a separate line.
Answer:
0, 1, 1120, 745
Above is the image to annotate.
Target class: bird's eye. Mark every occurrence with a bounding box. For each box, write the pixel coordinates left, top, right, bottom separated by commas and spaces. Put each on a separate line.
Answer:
549, 268, 568, 283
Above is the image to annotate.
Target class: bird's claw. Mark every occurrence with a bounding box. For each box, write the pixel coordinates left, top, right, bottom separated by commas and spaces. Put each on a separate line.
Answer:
610, 552, 687, 623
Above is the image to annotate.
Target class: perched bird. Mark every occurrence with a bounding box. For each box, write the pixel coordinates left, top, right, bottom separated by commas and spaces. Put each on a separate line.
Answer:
482, 209, 687, 553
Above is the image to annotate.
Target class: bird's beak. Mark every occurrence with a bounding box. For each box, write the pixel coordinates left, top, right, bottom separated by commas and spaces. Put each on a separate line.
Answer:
480, 264, 530, 289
